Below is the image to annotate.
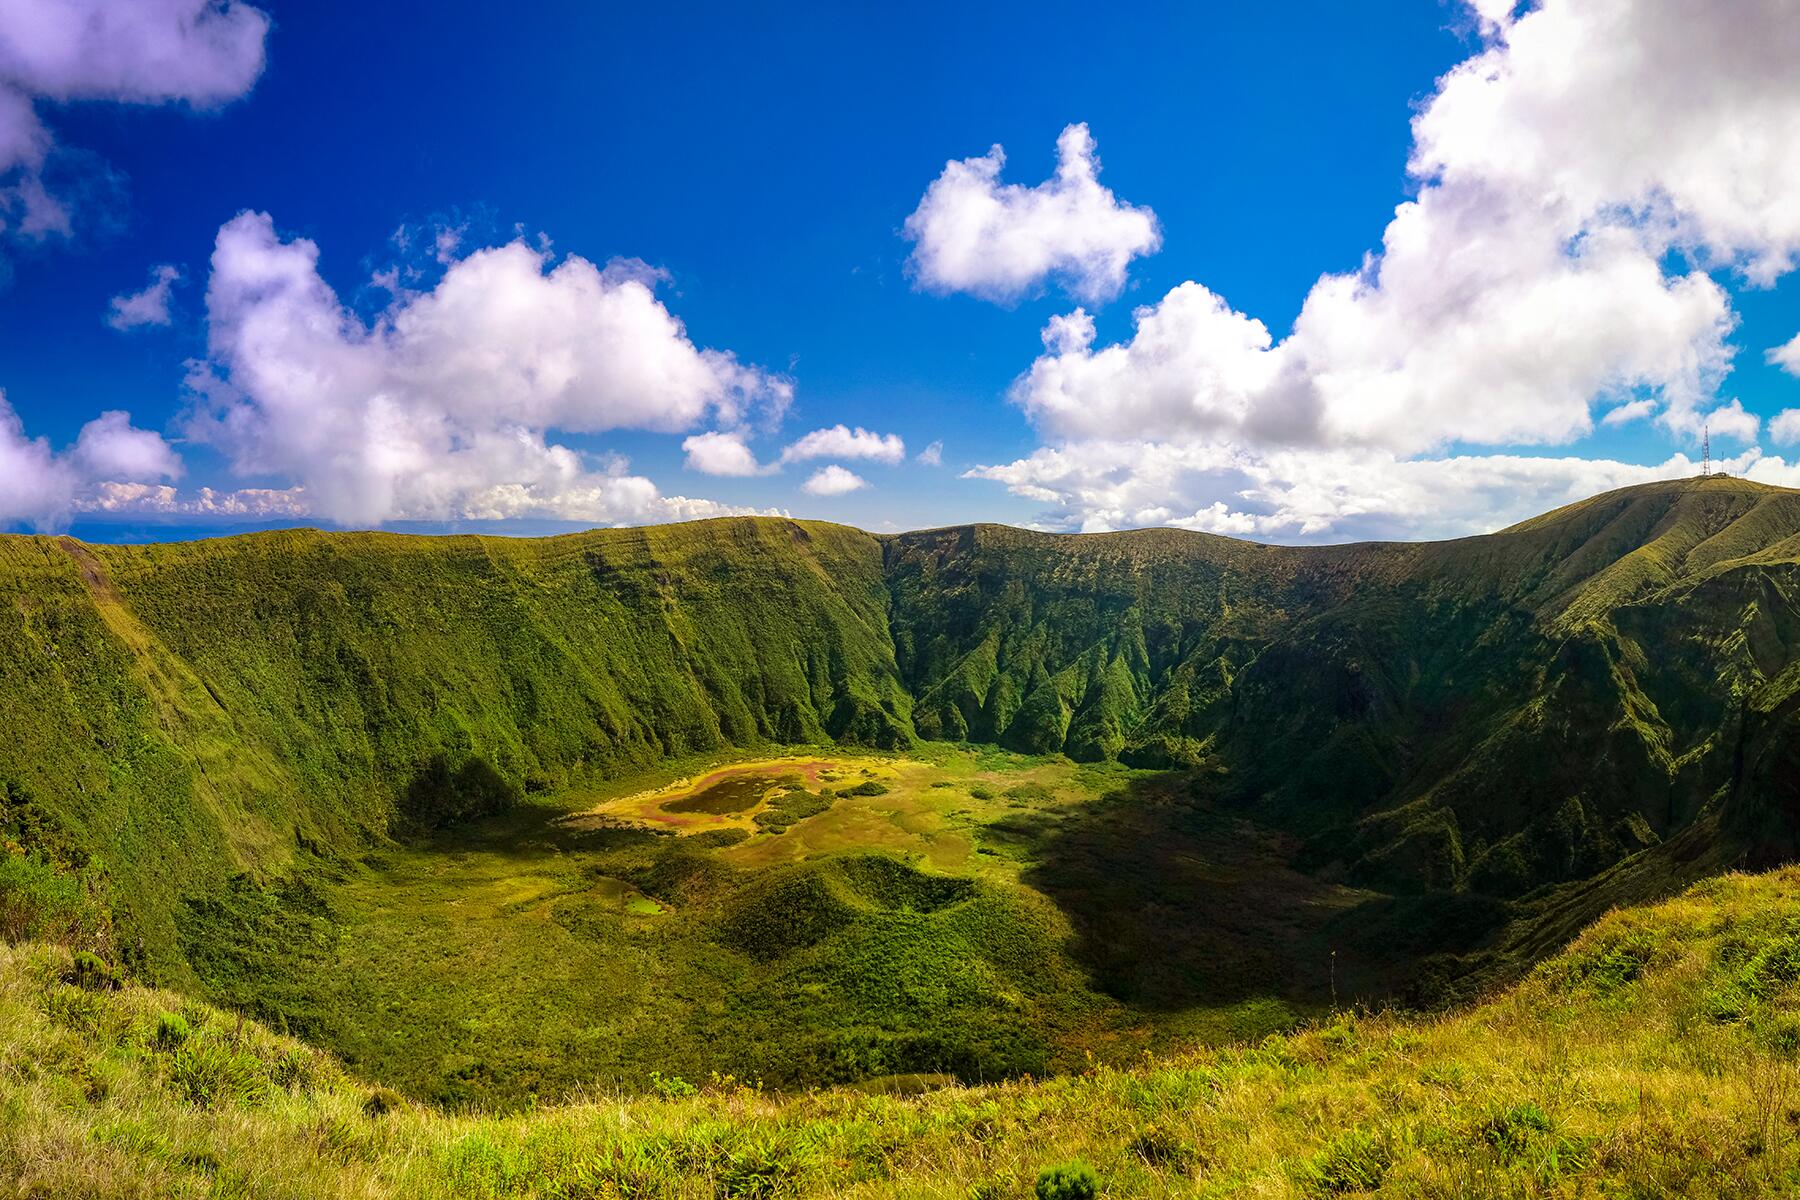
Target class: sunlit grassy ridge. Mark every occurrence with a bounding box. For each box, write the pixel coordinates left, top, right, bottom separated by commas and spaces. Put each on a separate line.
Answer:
9, 868, 1800, 1198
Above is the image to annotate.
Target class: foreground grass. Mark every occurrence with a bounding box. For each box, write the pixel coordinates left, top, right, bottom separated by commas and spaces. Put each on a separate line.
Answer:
8, 869, 1800, 1197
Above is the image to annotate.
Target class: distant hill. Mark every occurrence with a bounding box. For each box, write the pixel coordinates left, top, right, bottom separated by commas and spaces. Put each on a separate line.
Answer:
3, 475, 1799, 990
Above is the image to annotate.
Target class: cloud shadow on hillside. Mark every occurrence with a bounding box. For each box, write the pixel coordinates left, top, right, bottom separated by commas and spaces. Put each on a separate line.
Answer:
994, 772, 1513, 1012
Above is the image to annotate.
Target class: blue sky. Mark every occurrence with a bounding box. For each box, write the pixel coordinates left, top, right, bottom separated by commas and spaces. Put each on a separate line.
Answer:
2, 0, 1798, 542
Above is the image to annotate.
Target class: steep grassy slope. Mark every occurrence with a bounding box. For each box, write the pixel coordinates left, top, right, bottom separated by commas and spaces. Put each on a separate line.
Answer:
0, 519, 910, 975
886, 477, 1800, 909
10, 869, 1800, 1197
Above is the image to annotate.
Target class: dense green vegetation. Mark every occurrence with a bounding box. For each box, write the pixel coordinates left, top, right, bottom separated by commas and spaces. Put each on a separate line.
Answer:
10, 868, 1800, 1196
0, 520, 911, 980
4, 474, 1800, 1123
163, 762, 1101, 1108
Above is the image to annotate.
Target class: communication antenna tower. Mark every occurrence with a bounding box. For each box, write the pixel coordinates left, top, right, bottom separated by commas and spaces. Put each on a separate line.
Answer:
1702, 424, 1711, 477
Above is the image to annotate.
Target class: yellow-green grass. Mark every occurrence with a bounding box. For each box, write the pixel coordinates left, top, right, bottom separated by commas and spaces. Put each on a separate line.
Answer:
10, 868, 1800, 1197
595, 747, 1140, 882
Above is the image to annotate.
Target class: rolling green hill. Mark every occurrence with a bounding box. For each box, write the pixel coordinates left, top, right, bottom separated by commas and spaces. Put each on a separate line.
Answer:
4, 474, 1800, 1101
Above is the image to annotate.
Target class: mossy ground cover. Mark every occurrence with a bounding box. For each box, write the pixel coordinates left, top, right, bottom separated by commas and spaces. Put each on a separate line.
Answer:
10, 869, 1800, 1197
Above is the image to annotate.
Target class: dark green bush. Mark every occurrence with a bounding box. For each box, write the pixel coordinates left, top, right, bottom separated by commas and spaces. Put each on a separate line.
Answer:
167, 1039, 273, 1109
751, 788, 835, 834
687, 828, 751, 849
363, 1086, 405, 1116
0, 851, 110, 950
1130, 1122, 1199, 1170
154, 1011, 191, 1049
843, 780, 889, 797
65, 950, 119, 991
1035, 1160, 1099, 1200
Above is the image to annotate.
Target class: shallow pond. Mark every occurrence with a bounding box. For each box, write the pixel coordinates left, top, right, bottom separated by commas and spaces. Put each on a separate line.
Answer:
660, 772, 785, 815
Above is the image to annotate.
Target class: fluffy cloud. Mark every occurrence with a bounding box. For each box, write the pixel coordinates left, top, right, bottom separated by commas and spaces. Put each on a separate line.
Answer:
969, 440, 1768, 541
0, 393, 180, 528
904, 123, 1160, 304
1414, 0, 1800, 286
1768, 410, 1800, 446
917, 440, 943, 466
780, 424, 905, 465
0, 394, 73, 526
801, 465, 867, 497
106, 263, 181, 329
1014, 181, 1737, 458
1771, 333, 1800, 378
0, 0, 268, 245
77, 481, 307, 517
184, 212, 792, 527
979, 0, 1800, 539
71, 408, 184, 480
683, 430, 770, 477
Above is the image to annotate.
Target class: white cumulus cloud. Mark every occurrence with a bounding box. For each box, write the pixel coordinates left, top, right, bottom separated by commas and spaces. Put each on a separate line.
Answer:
71, 408, 184, 480
0, 393, 180, 528
780, 424, 905, 465
106, 262, 181, 329
977, 0, 1800, 540
0, 0, 269, 246
968, 440, 1773, 542
682, 430, 771, 477
183, 211, 792, 527
801, 465, 867, 497
904, 123, 1160, 304
1771, 333, 1800, 378
1768, 410, 1800, 445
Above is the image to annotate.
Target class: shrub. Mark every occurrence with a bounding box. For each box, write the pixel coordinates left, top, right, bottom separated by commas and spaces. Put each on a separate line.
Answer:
270, 1048, 316, 1093
751, 788, 835, 834
712, 1132, 808, 1199
1035, 1160, 1099, 1200
688, 828, 751, 849
363, 1087, 405, 1116
0, 850, 110, 949
66, 950, 119, 991
843, 780, 889, 797
1549, 926, 1668, 995
167, 1039, 273, 1109
649, 1070, 697, 1098
154, 1011, 191, 1049
969, 787, 995, 801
